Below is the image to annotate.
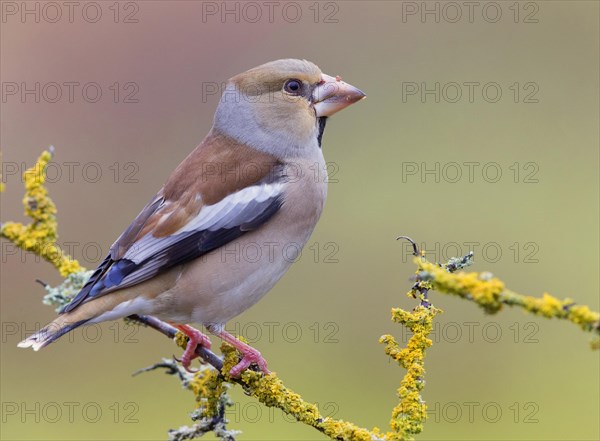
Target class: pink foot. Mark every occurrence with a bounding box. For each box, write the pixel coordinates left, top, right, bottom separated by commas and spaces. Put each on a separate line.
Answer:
207, 325, 270, 377
173, 324, 212, 373
229, 345, 269, 378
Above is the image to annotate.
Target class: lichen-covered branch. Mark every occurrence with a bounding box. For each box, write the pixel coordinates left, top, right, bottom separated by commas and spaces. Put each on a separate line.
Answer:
410, 257, 600, 348
134, 358, 239, 441
0, 148, 82, 277
379, 305, 439, 439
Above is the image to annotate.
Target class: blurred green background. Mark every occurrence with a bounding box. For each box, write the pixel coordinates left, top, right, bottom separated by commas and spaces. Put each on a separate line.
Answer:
1, 1, 598, 440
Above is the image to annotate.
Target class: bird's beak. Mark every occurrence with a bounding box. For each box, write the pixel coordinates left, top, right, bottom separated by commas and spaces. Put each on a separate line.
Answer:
312, 74, 366, 117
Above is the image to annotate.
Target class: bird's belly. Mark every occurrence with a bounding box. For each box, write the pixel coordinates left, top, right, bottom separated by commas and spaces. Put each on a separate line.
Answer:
151, 225, 308, 324
151, 177, 326, 325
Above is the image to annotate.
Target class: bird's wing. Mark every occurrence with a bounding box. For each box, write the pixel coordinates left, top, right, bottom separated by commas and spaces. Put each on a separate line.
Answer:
61, 132, 284, 313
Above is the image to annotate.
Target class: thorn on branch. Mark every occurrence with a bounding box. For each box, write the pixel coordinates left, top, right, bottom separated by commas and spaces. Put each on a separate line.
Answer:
397, 235, 419, 256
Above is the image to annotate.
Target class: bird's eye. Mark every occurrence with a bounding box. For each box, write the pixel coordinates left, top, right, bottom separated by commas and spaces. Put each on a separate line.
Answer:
284, 79, 302, 95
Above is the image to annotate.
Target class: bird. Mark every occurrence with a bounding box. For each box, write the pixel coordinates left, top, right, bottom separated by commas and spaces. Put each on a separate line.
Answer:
18, 59, 365, 376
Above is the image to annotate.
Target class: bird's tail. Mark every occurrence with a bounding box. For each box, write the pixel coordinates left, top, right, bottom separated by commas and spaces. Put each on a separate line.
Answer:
18, 281, 140, 351
17, 315, 89, 351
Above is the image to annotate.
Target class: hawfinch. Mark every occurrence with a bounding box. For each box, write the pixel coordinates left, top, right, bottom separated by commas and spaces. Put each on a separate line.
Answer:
19, 59, 365, 376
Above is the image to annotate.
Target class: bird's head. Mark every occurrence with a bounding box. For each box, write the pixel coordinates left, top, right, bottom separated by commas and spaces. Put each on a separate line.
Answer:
213, 59, 365, 158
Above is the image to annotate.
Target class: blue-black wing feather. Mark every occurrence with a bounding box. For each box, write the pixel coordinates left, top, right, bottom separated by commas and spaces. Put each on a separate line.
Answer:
60, 194, 282, 314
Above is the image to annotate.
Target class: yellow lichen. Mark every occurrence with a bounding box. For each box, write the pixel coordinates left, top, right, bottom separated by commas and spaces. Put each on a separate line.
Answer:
239, 368, 381, 441
173, 331, 189, 350
220, 342, 241, 382
380, 305, 440, 440
411, 257, 599, 346
216, 340, 383, 439
1, 150, 82, 277
501, 290, 600, 334
188, 367, 225, 418
415, 259, 505, 313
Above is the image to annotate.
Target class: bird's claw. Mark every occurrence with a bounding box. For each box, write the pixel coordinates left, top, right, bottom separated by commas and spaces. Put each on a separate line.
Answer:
172, 355, 200, 373
229, 346, 270, 377
173, 325, 212, 373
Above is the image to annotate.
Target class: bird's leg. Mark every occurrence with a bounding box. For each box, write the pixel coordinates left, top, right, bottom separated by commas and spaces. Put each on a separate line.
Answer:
207, 325, 270, 377
173, 324, 212, 373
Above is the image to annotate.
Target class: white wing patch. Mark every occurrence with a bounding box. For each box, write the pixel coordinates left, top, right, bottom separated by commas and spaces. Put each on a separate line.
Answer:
180, 182, 283, 232
123, 182, 284, 264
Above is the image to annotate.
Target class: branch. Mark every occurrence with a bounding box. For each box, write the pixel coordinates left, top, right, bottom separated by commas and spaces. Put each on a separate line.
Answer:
130, 316, 387, 440
0, 147, 82, 276
131, 314, 227, 370
409, 257, 600, 348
